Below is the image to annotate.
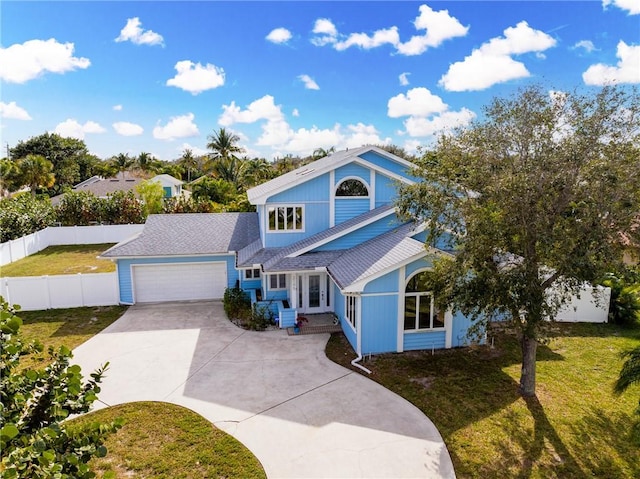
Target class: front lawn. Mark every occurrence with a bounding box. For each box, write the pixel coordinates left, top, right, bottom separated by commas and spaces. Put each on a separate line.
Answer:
326, 322, 640, 479
1, 244, 116, 276
70, 402, 266, 479
17, 305, 127, 369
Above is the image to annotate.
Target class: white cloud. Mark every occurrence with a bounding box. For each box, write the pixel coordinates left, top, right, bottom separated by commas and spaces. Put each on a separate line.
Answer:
343, 123, 391, 149
439, 21, 557, 91
218, 95, 284, 126
583, 40, 640, 85
112, 104, 123, 111
113, 121, 143, 136
153, 113, 199, 140
0, 101, 32, 120
115, 17, 164, 46
403, 108, 476, 137
311, 18, 339, 46
603, 0, 640, 15
292, 108, 300, 117
388, 87, 448, 118
266, 27, 292, 44
0, 39, 90, 84
54, 119, 105, 139
572, 40, 597, 53
311, 5, 467, 55
396, 4, 469, 56
179, 142, 209, 157
403, 139, 423, 154
298, 74, 320, 90
166, 60, 225, 95
399, 72, 410, 86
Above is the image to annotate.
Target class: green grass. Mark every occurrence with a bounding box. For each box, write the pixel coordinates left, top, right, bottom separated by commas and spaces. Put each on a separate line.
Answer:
17, 305, 127, 369
70, 402, 266, 479
1, 244, 116, 277
326, 322, 640, 479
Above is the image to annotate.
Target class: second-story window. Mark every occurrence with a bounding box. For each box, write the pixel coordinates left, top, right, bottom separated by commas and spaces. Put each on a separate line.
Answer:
268, 206, 304, 231
335, 178, 369, 197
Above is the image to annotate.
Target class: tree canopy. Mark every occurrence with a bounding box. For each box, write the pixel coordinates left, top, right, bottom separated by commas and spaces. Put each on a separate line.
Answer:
397, 84, 640, 397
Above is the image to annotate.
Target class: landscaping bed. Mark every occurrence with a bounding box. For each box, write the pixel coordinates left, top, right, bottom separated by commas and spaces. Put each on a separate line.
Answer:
1, 244, 116, 276
326, 322, 640, 479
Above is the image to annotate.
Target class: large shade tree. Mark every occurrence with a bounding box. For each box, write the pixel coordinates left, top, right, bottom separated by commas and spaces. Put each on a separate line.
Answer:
397, 85, 640, 397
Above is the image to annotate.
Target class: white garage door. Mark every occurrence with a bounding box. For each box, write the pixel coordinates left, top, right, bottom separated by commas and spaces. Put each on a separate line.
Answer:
133, 262, 227, 303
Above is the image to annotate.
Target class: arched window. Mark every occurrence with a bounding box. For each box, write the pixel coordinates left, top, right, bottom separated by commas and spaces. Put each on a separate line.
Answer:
404, 271, 445, 330
335, 178, 369, 197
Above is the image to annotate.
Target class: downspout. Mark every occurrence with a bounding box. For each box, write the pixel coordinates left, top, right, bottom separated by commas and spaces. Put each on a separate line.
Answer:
351, 294, 371, 374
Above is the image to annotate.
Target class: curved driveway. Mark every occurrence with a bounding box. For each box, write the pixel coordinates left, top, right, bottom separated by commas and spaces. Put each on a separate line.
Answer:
72, 301, 455, 478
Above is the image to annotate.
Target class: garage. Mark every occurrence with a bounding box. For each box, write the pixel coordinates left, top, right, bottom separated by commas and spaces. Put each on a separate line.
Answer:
132, 262, 227, 303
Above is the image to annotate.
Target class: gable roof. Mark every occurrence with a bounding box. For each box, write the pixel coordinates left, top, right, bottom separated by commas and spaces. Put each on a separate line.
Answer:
101, 212, 259, 258
152, 174, 183, 186
246, 146, 416, 204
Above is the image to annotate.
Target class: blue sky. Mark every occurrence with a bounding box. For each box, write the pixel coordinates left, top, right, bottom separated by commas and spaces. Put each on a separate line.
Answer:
1, 1, 638, 161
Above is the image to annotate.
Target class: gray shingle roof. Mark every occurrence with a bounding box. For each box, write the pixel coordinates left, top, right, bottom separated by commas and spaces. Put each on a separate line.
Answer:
265, 251, 346, 272
262, 204, 397, 269
327, 222, 427, 290
101, 213, 259, 257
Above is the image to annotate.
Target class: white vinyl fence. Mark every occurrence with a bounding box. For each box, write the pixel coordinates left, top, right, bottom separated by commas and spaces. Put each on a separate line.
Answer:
555, 285, 611, 323
1, 273, 119, 311
0, 224, 144, 266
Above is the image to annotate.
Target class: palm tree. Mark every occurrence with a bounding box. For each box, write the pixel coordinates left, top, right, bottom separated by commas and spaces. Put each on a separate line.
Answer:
615, 347, 640, 395
179, 148, 198, 183
111, 153, 133, 179
241, 157, 273, 187
17, 154, 55, 196
312, 146, 336, 160
137, 152, 152, 172
206, 128, 244, 162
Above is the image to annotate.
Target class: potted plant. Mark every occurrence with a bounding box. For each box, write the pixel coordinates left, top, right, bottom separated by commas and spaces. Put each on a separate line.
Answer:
293, 315, 308, 333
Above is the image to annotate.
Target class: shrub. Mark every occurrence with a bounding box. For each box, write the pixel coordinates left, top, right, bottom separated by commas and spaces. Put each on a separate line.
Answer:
601, 271, 640, 326
247, 303, 276, 331
0, 298, 121, 478
55, 191, 105, 225
102, 191, 146, 224
222, 287, 251, 320
0, 195, 56, 242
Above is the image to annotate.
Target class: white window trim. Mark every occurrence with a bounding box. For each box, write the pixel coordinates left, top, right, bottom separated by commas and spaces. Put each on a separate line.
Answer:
267, 205, 305, 233
345, 295, 358, 332
268, 273, 287, 290
245, 268, 261, 279
334, 176, 371, 199
403, 270, 446, 333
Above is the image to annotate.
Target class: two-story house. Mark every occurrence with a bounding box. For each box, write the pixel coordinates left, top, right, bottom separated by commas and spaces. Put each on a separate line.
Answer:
101, 146, 478, 357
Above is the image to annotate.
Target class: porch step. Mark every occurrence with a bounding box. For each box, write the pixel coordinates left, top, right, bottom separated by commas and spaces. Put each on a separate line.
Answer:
286, 324, 342, 336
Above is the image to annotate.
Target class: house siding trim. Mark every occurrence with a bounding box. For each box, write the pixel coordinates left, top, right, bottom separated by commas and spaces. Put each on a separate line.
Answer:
397, 265, 405, 352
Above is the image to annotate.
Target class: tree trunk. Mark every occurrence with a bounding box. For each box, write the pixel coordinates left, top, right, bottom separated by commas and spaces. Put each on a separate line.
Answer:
520, 334, 538, 397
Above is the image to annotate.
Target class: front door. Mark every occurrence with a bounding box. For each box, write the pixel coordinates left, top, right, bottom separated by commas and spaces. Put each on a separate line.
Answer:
298, 273, 330, 314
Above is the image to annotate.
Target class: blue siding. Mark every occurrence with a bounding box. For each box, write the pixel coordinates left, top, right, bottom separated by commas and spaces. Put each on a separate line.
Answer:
315, 215, 402, 251
240, 277, 262, 291
364, 270, 399, 294
334, 285, 357, 351
374, 172, 397, 207
335, 163, 370, 184
335, 198, 369, 225
405, 258, 434, 281
452, 311, 485, 347
116, 255, 237, 304
264, 203, 329, 247
410, 230, 456, 251
403, 331, 446, 351
268, 174, 329, 203
279, 306, 297, 328
360, 151, 418, 180
361, 295, 398, 354
263, 288, 288, 302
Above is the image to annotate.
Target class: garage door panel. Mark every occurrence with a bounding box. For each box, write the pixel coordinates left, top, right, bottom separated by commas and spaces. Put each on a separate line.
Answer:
133, 263, 226, 303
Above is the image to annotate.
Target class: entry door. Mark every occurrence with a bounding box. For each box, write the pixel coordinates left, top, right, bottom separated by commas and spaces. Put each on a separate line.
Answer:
300, 273, 329, 314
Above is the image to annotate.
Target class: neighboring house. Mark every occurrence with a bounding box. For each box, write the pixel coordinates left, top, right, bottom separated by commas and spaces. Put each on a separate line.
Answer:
102, 146, 479, 357
50, 172, 186, 205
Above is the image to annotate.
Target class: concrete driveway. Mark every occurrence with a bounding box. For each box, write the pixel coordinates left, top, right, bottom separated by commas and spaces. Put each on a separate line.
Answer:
72, 301, 455, 478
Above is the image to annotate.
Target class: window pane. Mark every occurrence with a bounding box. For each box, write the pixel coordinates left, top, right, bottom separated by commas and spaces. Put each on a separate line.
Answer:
326, 275, 330, 307
246, 269, 252, 279
404, 296, 417, 330
433, 306, 445, 328
277, 207, 286, 230
253, 269, 260, 278
298, 276, 303, 307
418, 296, 431, 329
268, 207, 276, 230
286, 207, 294, 230
336, 179, 368, 197
406, 272, 431, 293
295, 207, 303, 230
270, 275, 277, 289
279, 274, 286, 288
